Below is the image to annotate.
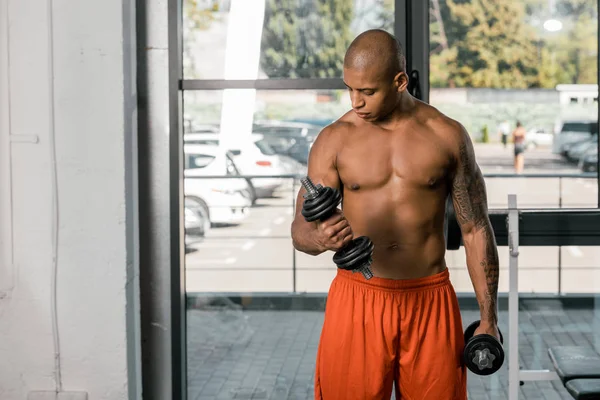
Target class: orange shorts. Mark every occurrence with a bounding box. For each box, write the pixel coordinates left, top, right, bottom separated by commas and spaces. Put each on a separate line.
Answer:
314, 268, 467, 400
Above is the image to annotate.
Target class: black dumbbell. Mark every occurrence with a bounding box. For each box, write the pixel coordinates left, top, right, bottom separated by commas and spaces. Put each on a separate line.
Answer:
463, 320, 505, 375
299, 176, 374, 280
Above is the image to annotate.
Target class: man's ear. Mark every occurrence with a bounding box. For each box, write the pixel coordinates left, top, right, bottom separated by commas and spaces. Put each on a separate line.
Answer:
394, 71, 409, 92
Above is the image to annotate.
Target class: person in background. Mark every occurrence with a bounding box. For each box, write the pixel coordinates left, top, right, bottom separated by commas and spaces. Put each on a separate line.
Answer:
512, 121, 527, 174
498, 119, 510, 149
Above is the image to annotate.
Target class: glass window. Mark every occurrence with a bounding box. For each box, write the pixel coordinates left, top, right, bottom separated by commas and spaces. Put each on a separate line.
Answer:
429, 0, 598, 210
183, 0, 395, 79
431, 3, 600, 398
180, 2, 600, 400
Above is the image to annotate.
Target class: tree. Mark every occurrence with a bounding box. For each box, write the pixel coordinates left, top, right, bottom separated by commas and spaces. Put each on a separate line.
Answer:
429, 0, 598, 88
183, 0, 221, 78
375, 0, 394, 32
260, 0, 354, 78
525, 0, 598, 87
435, 1, 540, 88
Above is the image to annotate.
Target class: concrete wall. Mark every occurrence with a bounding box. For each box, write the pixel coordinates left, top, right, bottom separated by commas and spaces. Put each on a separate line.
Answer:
0, 0, 137, 399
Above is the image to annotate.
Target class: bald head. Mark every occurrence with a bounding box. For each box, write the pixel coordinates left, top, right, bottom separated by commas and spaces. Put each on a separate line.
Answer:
344, 29, 406, 79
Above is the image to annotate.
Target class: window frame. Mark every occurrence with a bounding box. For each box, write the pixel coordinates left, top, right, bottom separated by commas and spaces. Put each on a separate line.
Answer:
140, 1, 600, 398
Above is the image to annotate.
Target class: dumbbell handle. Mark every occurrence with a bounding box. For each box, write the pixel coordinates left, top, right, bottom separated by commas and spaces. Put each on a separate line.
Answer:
478, 350, 489, 365
300, 176, 375, 280
301, 176, 319, 197
474, 348, 495, 370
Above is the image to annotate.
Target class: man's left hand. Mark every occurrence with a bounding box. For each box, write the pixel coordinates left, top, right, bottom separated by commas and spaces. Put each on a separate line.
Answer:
473, 322, 501, 343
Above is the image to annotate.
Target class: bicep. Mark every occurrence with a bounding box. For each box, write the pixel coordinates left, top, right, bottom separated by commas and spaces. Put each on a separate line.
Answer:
293, 128, 341, 219
450, 132, 489, 233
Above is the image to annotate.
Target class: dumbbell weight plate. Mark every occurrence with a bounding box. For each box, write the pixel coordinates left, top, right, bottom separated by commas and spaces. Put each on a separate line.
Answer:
333, 236, 374, 270
464, 334, 505, 375
463, 320, 505, 375
301, 187, 342, 221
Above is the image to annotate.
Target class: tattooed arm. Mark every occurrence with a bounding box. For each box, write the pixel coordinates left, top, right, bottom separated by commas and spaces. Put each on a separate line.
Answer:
450, 125, 500, 332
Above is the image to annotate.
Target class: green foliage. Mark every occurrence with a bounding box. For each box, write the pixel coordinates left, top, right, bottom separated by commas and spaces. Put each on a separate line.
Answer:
376, 0, 394, 31
260, 0, 354, 78
183, 0, 597, 88
434, 1, 539, 88
480, 124, 489, 143
430, 0, 598, 89
182, 0, 221, 78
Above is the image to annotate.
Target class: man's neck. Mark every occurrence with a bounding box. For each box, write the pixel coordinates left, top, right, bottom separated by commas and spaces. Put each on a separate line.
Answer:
373, 93, 417, 129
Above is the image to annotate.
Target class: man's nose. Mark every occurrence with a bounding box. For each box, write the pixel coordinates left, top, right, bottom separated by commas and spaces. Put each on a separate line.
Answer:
351, 93, 364, 109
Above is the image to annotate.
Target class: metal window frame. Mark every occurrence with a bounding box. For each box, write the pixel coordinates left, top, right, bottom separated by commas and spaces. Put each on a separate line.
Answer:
138, 0, 186, 398
179, 0, 598, 204
145, 1, 600, 399
182, 78, 346, 90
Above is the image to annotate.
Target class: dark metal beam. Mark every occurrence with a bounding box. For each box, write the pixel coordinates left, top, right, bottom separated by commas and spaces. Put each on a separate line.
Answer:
137, 0, 186, 397
446, 201, 600, 249
181, 78, 345, 91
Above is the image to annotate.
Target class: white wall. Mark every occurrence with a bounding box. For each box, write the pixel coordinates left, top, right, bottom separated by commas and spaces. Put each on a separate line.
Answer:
0, 0, 136, 399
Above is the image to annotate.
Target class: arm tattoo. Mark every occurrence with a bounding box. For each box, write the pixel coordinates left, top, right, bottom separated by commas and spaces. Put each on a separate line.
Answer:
452, 142, 499, 324
452, 143, 488, 229
480, 224, 499, 324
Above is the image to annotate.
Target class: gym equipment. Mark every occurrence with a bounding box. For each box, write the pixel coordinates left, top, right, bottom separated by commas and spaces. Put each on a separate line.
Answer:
446, 193, 600, 398
300, 176, 375, 280
548, 346, 600, 399
444, 196, 461, 250
463, 320, 505, 375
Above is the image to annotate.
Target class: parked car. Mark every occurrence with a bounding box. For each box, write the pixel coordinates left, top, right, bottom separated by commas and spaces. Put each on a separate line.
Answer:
525, 128, 553, 149
256, 135, 314, 166
184, 144, 252, 226
552, 119, 598, 155
252, 121, 321, 165
565, 135, 598, 163
184, 199, 208, 246
184, 132, 287, 197
579, 147, 598, 172
183, 120, 219, 134
252, 120, 321, 142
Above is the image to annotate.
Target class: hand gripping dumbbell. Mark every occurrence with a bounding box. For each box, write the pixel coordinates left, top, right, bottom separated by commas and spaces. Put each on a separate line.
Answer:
463, 320, 505, 375
299, 176, 375, 280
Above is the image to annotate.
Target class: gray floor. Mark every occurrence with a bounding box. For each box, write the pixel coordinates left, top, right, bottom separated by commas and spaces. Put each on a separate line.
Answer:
187, 301, 600, 400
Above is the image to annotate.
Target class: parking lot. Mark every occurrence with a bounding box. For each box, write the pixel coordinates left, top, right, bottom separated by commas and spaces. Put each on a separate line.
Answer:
184, 144, 600, 294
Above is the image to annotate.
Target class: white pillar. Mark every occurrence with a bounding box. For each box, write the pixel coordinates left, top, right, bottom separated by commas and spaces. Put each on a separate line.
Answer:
219, 0, 266, 150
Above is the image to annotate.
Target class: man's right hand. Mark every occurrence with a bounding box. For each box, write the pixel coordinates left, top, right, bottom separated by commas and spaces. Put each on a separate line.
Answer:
314, 209, 354, 252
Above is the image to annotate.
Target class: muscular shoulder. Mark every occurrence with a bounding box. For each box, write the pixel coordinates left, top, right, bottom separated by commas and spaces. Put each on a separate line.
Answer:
307, 118, 352, 168
313, 115, 355, 149
418, 102, 470, 159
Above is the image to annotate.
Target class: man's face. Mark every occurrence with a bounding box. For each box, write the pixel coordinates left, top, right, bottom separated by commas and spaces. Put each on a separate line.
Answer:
343, 66, 404, 122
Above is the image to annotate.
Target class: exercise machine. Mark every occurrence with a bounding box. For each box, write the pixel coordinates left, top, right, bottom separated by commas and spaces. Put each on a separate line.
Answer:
446, 194, 600, 399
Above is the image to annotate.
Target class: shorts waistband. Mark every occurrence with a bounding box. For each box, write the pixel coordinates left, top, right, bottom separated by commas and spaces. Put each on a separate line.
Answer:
336, 267, 450, 292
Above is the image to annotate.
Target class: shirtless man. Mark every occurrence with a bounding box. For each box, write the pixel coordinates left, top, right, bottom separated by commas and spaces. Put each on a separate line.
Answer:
291, 30, 500, 399
512, 121, 527, 174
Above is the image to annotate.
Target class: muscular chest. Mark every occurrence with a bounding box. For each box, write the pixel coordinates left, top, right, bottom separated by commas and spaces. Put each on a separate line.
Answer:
337, 130, 452, 191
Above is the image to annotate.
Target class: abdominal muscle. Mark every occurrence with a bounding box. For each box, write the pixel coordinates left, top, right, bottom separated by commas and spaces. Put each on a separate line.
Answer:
341, 190, 448, 280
